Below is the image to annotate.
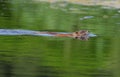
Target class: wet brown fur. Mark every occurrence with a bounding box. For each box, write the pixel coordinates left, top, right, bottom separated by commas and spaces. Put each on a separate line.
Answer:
36, 30, 89, 40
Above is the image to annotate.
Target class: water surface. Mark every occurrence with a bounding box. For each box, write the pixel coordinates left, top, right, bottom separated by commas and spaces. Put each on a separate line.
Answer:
0, 0, 120, 77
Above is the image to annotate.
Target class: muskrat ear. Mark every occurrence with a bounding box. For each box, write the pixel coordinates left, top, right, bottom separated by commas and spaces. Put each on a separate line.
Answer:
86, 30, 89, 33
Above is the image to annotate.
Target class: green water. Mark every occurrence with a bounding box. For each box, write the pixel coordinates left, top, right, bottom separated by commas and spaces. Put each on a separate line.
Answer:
0, 0, 120, 77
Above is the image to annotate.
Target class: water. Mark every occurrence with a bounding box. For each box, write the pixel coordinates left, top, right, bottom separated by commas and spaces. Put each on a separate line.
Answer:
0, 0, 120, 77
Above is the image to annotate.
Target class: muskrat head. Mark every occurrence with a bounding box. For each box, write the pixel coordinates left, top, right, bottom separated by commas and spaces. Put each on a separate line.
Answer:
72, 30, 89, 40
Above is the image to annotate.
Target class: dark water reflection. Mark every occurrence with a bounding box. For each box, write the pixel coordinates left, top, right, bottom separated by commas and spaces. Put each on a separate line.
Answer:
0, 0, 120, 77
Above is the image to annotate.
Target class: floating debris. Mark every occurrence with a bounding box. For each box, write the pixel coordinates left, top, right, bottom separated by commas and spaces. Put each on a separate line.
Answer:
80, 16, 94, 20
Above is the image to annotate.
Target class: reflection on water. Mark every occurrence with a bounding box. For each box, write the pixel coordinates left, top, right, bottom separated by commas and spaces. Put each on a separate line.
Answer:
0, 0, 120, 77
80, 16, 94, 20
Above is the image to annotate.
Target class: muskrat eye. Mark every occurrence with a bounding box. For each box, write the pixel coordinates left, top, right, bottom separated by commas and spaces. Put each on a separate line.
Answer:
75, 32, 78, 34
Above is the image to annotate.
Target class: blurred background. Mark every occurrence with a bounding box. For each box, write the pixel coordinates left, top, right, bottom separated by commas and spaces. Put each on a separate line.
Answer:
0, 0, 120, 77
